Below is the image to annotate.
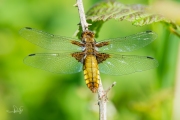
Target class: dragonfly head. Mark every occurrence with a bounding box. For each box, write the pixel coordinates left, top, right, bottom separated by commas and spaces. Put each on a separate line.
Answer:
81, 30, 95, 43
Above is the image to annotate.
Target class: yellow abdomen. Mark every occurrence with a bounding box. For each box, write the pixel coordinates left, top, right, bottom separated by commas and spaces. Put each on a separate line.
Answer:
83, 55, 100, 93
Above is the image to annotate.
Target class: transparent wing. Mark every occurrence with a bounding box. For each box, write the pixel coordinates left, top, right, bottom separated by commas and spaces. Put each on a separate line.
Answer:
19, 27, 82, 52
99, 54, 158, 75
98, 31, 157, 53
24, 53, 83, 74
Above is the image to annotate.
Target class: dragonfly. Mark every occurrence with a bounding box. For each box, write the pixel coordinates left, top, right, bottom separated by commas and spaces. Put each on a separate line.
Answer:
20, 27, 158, 93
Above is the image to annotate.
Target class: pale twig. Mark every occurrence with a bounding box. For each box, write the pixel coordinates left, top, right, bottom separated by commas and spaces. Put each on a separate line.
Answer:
98, 79, 107, 120
75, 1, 116, 120
75, 0, 89, 31
98, 81, 116, 120
105, 82, 116, 94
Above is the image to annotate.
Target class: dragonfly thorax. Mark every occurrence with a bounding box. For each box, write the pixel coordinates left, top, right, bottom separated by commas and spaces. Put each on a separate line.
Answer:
84, 43, 96, 55
81, 30, 95, 43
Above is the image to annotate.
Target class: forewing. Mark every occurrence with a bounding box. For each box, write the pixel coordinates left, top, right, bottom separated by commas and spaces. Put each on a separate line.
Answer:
98, 31, 157, 53
99, 54, 158, 75
24, 53, 83, 74
19, 27, 82, 52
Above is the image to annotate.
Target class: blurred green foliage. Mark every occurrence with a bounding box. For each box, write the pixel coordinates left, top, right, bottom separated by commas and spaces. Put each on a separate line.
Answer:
0, 0, 179, 120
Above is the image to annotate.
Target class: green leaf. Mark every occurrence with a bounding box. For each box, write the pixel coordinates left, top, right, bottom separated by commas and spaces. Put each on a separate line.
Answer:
76, 0, 179, 38
86, 0, 171, 25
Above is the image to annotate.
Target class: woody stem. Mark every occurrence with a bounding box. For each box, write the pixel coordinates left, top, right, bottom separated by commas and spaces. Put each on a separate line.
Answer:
75, 0, 107, 120
76, 0, 89, 31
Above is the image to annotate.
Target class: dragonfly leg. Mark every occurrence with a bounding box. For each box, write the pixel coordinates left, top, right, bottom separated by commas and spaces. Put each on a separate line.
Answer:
96, 52, 110, 64
95, 42, 109, 48
72, 52, 85, 62
71, 41, 84, 47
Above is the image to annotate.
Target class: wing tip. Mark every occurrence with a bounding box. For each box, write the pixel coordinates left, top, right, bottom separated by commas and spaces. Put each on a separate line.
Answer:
25, 27, 32, 30
146, 30, 158, 40
147, 56, 154, 59
19, 27, 32, 35
147, 56, 159, 67
29, 53, 36, 56
146, 30, 152, 33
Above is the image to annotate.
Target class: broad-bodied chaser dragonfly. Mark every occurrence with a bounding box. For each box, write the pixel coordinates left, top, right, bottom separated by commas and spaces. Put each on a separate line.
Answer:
20, 27, 158, 93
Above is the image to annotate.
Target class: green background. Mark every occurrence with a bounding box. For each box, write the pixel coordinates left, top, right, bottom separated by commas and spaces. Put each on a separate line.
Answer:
0, 0, 179, 120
